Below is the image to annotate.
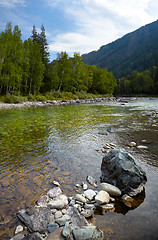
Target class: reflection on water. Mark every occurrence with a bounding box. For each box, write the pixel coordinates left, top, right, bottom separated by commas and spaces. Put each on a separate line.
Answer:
0, 98, 158, 239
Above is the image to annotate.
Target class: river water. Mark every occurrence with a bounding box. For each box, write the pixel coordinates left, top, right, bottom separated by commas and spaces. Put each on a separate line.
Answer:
0, 97, 158, 239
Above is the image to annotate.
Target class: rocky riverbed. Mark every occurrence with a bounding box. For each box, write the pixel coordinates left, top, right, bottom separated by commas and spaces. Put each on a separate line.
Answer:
10, 177, 124, 240
10, 146, 147, 240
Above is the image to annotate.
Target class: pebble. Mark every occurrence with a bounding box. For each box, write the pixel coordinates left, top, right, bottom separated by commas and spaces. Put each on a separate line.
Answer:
107, 127, 115, 133
72, 225, 104, 240
84, 204, 95, 210
55, 215, 71, 227
37, 195, 49, 207
62, 222, 71, 238
110, 197, 115, 202
15, 225, 24, 235
81, 209, 93, 218
137, 145, 148, 150
121, 194, 134, 208
48, 200, 66, 210
47, 187, 62, 199
47, 223, 59, 233
100, 182, 121, 197
51, 209, 57, 214
52, 181, 60, 187
86, 176, 98, 188
75, 200, 84, 206
129, 142, 137, 147
84, 189, 96, 201
76, 184, 81, 188
82, 183, 88, 190
95, 190, 110, 205
76, 194, 87, 203
100, 204, 114, 210
61, 209, 67, 215
54, 211, 63, 219
102, 148, 107, 153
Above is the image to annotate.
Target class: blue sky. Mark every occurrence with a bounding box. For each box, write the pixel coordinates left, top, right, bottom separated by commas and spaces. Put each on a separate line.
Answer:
0, 0, 157, 61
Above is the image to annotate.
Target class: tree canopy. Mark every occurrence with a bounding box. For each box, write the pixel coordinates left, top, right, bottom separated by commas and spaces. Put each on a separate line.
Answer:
0, 23, 116, 96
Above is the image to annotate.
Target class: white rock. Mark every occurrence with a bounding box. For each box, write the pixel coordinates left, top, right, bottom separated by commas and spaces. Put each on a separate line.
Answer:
101, 204, 114, 210
52, 180, 60, 186
37, 195, 49, 207
95, 190, 110, 205
84, 189, 96, 201
51, 209, 57, 214
61, 209, 67, 215
76, 184, 81, 188
100, 183, 121, 197
129, 142, 137, 147
82, 183, 88, 190
54, 211, 63, 219
76, 194, 87, 203
15, 225, 23, 234
84, 204, 95, 210
137, 145, 148, 150
110, 197, 115, 202
48, 200, 66, 209
47, 187, 62, 199
54, 194, 68, 205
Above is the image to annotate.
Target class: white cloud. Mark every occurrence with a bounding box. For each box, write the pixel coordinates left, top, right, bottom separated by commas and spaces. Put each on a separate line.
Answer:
47, 0, 157, 58
0, 0, 26, 8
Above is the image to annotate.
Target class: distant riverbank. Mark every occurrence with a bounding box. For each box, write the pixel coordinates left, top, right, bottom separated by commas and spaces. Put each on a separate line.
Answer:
0, 97, 137, 109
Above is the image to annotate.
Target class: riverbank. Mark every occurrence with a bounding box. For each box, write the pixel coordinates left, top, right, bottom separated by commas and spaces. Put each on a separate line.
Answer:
0, 97, 136, 109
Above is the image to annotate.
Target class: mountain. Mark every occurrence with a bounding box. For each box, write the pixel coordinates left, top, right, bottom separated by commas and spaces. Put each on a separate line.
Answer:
82, 20, 158, 77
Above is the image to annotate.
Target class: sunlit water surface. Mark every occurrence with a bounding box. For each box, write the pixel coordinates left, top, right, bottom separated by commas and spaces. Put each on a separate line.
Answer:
0, 98, 158, 239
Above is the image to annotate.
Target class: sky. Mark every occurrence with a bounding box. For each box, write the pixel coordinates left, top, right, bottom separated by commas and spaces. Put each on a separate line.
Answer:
0, 0, 158, 61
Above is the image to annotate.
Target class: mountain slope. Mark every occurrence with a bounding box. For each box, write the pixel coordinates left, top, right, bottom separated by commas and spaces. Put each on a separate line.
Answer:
82, 20, 158, 77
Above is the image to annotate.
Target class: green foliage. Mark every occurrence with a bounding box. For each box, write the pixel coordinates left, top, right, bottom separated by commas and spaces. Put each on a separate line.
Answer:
115, 67, 156, 95
0, 22, 116, 98
27, 94, 46, 102
4, 94, 27, 103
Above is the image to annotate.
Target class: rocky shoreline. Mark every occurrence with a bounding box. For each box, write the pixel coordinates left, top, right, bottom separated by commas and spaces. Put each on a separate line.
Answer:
11, 147, 147, 240
10, 176, 122, 240
0, 97, 136, 109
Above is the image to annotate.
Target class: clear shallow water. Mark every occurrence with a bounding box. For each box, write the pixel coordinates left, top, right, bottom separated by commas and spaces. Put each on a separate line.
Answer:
0, 98, 158, 239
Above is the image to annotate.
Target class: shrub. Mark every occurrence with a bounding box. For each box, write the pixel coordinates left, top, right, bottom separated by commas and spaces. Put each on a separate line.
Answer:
4, 94, 27, 103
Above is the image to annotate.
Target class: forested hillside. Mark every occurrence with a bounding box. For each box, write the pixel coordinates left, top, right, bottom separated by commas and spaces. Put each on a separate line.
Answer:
0, 23, 116, 98
82, 20, 158, 78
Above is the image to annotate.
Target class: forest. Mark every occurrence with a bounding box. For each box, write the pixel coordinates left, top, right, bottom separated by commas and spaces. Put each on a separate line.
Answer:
0, 23, 158, 101
115, 67, 158, 95
0, 23, 115, 99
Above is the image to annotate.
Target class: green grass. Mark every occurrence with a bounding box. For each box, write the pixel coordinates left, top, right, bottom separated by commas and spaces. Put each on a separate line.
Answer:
0, 91, 111, 103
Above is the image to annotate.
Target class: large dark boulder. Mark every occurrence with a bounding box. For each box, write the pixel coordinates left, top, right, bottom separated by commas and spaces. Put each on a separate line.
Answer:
100, 148, 147, 196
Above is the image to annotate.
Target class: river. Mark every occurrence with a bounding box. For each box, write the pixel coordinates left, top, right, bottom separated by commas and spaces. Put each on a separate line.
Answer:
0, 97, 158, 239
